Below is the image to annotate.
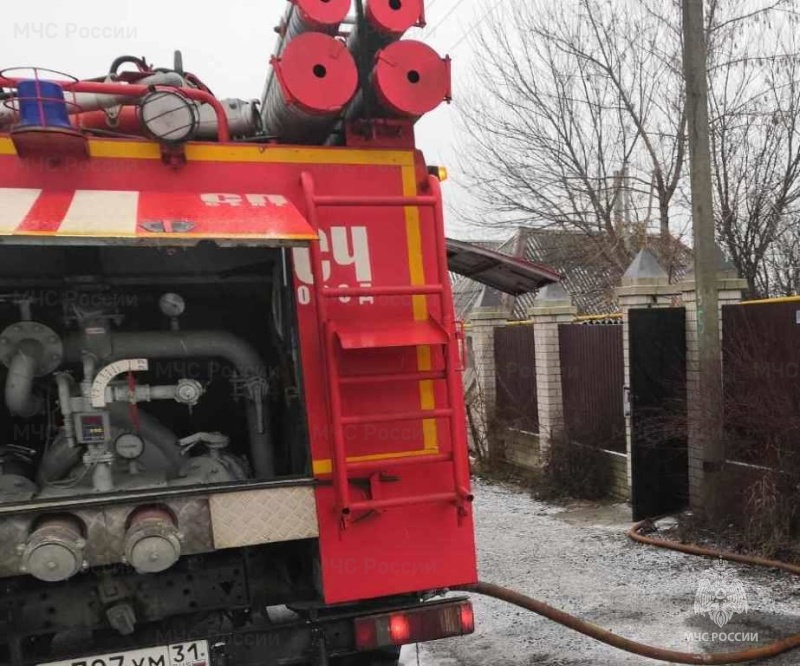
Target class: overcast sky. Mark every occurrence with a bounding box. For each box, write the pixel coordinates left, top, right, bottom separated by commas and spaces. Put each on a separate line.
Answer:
2, 0, 493, 237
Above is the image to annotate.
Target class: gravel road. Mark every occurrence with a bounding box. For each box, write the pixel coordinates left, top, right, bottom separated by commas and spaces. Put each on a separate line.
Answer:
400, 478, 800, 666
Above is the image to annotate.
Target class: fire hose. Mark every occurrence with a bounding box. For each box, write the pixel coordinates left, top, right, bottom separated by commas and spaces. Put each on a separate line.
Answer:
456, 520, 800, 664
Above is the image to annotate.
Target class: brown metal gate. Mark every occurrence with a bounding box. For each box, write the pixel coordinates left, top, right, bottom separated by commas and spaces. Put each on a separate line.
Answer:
558, 323, 625, 452
723, 302, 800, 466
494, 325, 538, 430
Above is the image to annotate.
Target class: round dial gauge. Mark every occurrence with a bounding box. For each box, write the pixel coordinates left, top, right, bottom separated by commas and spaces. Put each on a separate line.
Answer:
159, 293, 186, 318
115, 433, 145, 460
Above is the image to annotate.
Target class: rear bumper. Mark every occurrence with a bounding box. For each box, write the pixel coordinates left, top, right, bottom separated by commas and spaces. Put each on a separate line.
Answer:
5, 596, 473, 666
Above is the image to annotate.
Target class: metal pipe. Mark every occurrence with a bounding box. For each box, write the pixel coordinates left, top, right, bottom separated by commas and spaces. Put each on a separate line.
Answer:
282, 0, 350, 45
63, 330, 273, 478
195, 98, 260, 139
55, 373, 77, 448
109, 55, 150, 75
0, 77, 232, 142
36, 433, 82, 485
5, 350, 41, 418
261, 0, 350, 117
0, 72, 184, 126
74, 98, 260, 141
107, 384, 177, 402
347, 0, 424, 61
347, 40, 451, 122
262, 32, 358, 145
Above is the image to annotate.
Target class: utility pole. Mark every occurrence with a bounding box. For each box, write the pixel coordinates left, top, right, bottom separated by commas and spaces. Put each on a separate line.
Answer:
682, 0, 724, 517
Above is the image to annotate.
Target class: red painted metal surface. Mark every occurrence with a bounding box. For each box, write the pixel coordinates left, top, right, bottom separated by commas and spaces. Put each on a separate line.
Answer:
0, 137, 478, 605
73, 107, 143, 135
335, 319, 448, 349
272, 33, 359, 115
0, 188, 316, 241
293, 0, 350, 32
366, 0, 425, 36
373, 41, 451, 118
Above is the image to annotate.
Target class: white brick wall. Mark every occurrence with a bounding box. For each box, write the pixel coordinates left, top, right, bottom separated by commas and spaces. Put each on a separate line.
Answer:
469, 313, 509, 425
531, 308, 576, 455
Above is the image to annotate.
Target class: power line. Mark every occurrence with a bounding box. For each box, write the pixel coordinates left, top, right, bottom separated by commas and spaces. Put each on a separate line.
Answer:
424, 0, 465, 40
444, 0, 506, 52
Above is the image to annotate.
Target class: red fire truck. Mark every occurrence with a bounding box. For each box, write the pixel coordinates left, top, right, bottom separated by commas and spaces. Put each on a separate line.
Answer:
2, 2, 793, 664
0, 1, 492, 665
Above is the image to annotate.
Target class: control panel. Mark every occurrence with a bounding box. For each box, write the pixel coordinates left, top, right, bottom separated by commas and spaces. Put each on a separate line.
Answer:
74, 412, 111, 445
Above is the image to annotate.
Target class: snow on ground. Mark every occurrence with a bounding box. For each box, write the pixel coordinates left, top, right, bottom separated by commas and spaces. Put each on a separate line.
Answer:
401, 478, 800, 665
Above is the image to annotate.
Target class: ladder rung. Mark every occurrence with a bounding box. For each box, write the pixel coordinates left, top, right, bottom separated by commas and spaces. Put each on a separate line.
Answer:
341, 408, 454, 426
314, 195, 437, 208
324, 284, 443, 298
345, 453, 452, 473
340, 370, 446, 385
349, 492, 459, 513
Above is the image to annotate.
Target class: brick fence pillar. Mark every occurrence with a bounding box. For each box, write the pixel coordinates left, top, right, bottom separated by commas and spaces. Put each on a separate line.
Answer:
529, 283, 577, 456
615, 250, 680, 497
470, 306, 511, 426
678, 256, 748, 513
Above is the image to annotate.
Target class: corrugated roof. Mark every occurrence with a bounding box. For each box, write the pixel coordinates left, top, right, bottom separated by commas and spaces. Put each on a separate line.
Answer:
452, 227, 692, 319
513, 228, 691, 316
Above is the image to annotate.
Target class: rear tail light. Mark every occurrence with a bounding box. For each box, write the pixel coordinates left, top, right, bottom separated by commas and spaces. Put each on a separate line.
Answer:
459, 602, 475, 634
354, 601, 475, 651
389, 613, 411, 643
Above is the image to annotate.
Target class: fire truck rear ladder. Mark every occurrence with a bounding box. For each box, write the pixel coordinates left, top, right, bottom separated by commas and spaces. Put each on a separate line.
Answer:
300, 172, 473, 524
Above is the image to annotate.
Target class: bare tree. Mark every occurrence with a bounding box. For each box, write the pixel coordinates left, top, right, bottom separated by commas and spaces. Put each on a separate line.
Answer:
460, 0, 800, 295
536, 0, 688, 244
766, 216, 800, 294
460, 0, 687, 256
708, 0, 800, 296
458, 1, 642, 272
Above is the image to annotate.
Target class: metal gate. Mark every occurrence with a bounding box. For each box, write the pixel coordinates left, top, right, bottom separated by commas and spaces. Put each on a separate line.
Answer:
629, 308, 688, 520
723, 302, 800, 466
559, 323, 625, 452
494, 325, 538, 431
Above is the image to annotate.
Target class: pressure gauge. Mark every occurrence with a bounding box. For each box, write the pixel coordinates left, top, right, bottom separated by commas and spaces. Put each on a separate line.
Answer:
159, 293, 186, 318
115, 433, 145, 460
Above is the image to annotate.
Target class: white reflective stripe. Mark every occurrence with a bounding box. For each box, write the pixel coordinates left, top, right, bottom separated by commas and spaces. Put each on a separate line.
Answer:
58, 190, 139, 235
0, 188, 42, 233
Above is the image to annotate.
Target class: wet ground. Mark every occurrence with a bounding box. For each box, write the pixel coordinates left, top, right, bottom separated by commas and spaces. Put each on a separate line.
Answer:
400, 478, 800, 665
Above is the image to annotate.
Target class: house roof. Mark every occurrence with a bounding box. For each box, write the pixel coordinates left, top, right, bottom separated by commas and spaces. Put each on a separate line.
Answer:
454, 226, 692, 319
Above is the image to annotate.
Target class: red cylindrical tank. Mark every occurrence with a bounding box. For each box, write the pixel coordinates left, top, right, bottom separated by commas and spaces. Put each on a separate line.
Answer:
282, 0, 351, 46
349, 40, 451, 121
263, 32, 358, 144
365, 0, 423, 39
72, 107, 144, 136
348, 0, 424, 66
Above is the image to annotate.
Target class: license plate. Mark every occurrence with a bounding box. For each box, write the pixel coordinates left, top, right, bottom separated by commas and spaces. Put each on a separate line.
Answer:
38, 640, 209, 666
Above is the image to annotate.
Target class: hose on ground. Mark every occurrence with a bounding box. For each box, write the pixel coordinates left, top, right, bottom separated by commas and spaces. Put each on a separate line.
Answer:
455, 521, 800, 664
626, 520, 800, 576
